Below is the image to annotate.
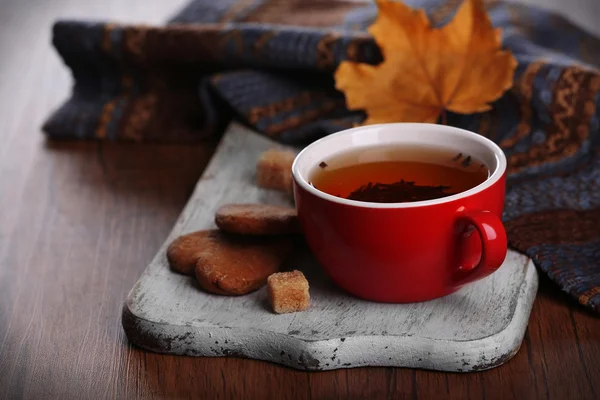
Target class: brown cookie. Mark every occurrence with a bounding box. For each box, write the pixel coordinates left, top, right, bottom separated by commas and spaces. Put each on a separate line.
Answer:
166, 230, 213, 276
195, 232, 294, 295
256, 149, 296, 194
214, 203, 300, 235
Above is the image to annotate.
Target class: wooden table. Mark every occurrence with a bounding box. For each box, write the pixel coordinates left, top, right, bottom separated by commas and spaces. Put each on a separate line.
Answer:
0, 0, 598, 399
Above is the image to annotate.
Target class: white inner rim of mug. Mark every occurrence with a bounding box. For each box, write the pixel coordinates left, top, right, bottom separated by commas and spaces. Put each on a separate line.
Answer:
291, 123, 507, 209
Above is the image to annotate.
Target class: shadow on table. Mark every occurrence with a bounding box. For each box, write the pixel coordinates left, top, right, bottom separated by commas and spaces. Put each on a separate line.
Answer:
41, 137, 218, 203
535, 273, 598, 318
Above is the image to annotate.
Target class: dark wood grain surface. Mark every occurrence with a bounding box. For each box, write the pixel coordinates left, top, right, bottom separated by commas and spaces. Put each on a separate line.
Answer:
0, 0, 598, 399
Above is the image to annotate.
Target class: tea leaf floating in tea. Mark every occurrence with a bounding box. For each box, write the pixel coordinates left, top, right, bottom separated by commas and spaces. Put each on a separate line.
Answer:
452, 153, 463, 162
334, 0, 517, 125
346, 180, 454, 203
462, 155, 472, 167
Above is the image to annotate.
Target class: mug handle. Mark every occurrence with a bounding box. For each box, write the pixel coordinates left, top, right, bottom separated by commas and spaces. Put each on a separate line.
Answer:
452, 210, 507, 287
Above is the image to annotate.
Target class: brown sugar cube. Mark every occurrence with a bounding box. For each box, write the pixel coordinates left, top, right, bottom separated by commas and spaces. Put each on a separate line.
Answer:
267, 270, 310, 314
256, 149, 296, 194
215, 203, 300, 235
166, 230, 214, 276
195, 232, 294, 296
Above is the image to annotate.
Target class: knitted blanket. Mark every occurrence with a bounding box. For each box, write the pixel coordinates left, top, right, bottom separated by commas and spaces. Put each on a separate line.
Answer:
43, 0, 600, 312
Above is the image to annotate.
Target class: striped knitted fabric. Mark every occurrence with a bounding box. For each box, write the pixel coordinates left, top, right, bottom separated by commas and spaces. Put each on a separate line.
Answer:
43, 0, 600, 312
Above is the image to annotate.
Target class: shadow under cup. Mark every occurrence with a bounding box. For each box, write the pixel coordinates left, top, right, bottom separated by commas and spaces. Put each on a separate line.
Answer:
291, 123, 508, 303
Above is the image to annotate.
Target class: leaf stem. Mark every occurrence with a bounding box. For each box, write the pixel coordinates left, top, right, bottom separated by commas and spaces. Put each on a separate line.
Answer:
440, 110, 447, 125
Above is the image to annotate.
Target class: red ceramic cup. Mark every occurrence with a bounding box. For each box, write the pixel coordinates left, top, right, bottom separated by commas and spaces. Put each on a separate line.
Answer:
291, 123, 508, 303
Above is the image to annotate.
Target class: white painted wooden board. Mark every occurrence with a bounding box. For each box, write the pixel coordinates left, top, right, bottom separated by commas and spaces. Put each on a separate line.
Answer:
122, 122, 539, 372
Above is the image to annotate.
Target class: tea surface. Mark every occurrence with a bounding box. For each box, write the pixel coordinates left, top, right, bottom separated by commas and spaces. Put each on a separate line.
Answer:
310, 145, 489, 203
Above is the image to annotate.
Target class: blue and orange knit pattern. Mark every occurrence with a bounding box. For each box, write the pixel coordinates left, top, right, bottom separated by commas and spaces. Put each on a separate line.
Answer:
43, 0, 600, 312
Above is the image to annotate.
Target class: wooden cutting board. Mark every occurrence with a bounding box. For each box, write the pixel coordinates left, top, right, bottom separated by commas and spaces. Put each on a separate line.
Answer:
122, 123, 538, 372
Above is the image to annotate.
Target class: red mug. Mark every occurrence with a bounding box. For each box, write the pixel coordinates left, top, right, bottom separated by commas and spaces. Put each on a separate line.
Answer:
291, 123, 508, 303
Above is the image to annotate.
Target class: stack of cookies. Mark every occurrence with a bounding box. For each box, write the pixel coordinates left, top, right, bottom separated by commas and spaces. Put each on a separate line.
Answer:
166, 149, 310, 314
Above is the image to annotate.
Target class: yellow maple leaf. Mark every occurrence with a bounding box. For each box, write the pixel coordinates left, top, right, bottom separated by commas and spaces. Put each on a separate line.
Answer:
334, 0, 518, 124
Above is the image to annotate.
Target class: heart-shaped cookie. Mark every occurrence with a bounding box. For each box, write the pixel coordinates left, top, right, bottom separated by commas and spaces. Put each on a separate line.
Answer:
167, 229, 294, 295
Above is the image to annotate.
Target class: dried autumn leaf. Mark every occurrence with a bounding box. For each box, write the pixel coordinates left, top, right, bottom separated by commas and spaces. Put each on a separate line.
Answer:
334, 0, 518, 124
